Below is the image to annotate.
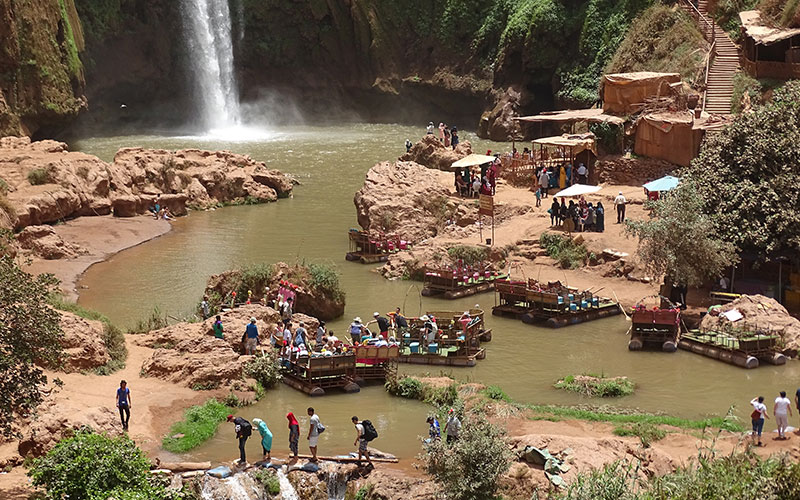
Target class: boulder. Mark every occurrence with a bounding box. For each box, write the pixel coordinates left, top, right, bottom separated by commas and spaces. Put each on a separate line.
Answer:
399, 134, 472, 171
18, 405, 119, 457
58, 311, 111, 372
478, 87, 522, 141
17, 225, 86, 259
111, 193, 140, 217
140, 336, 246, 389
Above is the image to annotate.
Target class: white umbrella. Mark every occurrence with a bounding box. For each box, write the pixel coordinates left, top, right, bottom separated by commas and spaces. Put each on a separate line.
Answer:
553, 184, 602, 198
449, 154, 497, 170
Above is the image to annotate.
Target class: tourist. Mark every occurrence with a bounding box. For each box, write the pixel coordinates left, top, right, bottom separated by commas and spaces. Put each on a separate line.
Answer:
538, 168, 550, 199
349, 317, 364, 345
565, 163, 573, 186
307, 407, 322, 462
282, 323, 292, 348
558, 164, 566, 189
116, 380, 131, 431
200, 297, 210, 319
405, 139, 413, 152
535, 187, 541, 208
352, 416, 374, 467
796, 387, 800, 429
280, 297, 293, 325
614, 191, 627, 223
294, 321, 307, 347
455, 171, 467, 196
559, 199, 568, 225
774, 391, 792, 440
595, 201, 605, 232
585, 203, 596, 232
445, 408, 462, 444
287, 412, 300, 461
227, 414, 252, 465
488, 161, 498, 195
242, 317, 259, 355
438, 122, 445, 142
577, 163, 588, 184
316, 321, 326, 345
451, 127, 459, 149
426, 416, 441, 441
443, 127, 451, 148
213, 315, 224, 339
471, 175, 481, 198
718, 275, 731, 292
750, 396, 769, 446
393, 307, 408, 333
421, 315, 437, 349
252, 418, 273, 461
550, 198, 560, 226
153, 197, 161, 220
426, 122, 435, 135
368, 312, 390, 340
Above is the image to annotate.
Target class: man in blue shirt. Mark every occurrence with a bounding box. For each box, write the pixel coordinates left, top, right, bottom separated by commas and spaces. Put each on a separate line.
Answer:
116, 380, 131, 431
242, 317, 259, 355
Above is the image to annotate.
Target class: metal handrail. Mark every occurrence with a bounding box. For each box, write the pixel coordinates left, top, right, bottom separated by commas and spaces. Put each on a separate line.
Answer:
678, 0, 716, 45
702, 39, 716, 114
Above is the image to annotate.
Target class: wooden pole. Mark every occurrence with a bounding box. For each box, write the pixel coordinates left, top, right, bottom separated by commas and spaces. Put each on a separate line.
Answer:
295, 454, 399, 464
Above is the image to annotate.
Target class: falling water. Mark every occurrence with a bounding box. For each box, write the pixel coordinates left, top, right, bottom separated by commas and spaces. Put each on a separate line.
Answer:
181, 0, 242, 130
276, 469, 300, 500
326, 470, 347, 500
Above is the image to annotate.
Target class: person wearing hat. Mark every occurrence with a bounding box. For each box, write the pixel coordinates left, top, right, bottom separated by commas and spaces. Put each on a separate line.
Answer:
242, 317, 259, 355
367, 312, 390, 340
349, 317, 365, 345
426, 122, 435, 135
614, 191, 627, 224
227, 414, 252, 464
420, 315, 436, 350
392, 307, 408, 334
445, 408, 462, 444
458, 311, 471, 335
426, 415, 441, 442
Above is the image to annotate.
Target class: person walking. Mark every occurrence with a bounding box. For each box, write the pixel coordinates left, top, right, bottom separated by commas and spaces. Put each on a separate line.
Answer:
213, 315, 224, 339
550, 198, 560, 225
287, 412, 300, 462
307, 407, 322, 462
252, 418, 273, 461
426, 416, 441, 442
242, 317, 259, 355
750, 396, 769, 446
280, 297, 293, 326
538, 168, 550, 199
614, 191, 627, 223
535, 187, 542, 208
774, 391, 792, 440
116, 380, 131, 431
349, 317, 364, 345
227, 414, 252, 465
201, 298, 210, 320
352, 416, 374, 467
595, 201, 605, 232
445, 408, 461, 444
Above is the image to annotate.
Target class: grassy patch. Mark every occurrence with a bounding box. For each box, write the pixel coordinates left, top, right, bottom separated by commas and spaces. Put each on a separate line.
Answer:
540, 232, 587, 269
252, 468, 280, 495
27, 168, 52, 186
613, 421, 667, 447
385, 376, 459, 407
447, 245, 490, 265
128, 307, 169, 334
162, 399, 230, 453
482, 385, 512, 402
554, 374, 635, 397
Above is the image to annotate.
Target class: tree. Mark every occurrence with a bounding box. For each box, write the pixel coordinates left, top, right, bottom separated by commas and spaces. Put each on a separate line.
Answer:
423, 411, 513, 500
625, 182, 738, 287
0, 255, 64, 436
687, 81, 800, 259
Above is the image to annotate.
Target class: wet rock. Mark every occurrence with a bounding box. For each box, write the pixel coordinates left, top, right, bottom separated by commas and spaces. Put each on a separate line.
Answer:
399, 134, 472, 171
16, 225, 86, 259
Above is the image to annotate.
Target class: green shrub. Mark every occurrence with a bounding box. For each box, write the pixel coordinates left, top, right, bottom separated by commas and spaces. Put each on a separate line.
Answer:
713, 0, 759, 37
554, 374, 635, 397
128, 307, 168, 334
0, 178, 8, 195
27, 168, 52, 186
613, 421, 666, 448
252, 468, 280, 495
590, 121, 623, 154
307, 262, 345, 302
162, 399, 230, 453
355, 485, 373, 500
482, 385, 512, 402
244, 350, 282, 389
29, 428, 155, 499
446, 245, 490, 265
540, 232, 588, 269
385, 376, 424, 399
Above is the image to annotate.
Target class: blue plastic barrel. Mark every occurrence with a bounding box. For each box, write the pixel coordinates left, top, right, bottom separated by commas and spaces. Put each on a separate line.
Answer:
410, 342, 420, 353
428, 343, 438, 354
570, 303, 578, 312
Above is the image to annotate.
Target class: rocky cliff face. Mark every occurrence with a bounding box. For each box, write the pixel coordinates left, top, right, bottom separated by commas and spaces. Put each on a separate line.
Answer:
0, 0, 86, 137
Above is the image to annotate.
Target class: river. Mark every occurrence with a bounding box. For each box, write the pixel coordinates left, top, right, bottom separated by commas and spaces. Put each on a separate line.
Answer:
70, 123, 800, 462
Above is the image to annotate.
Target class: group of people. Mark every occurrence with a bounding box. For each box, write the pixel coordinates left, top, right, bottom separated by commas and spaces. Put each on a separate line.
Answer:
426, 121, 459, 149
546, 197, 606, 233
750, 391, 799, 446
454, 158, 498, 198
426, 409, 462, 444
225, 408, 378, 467
147, 197, 175, 220
535, 162, 589, 197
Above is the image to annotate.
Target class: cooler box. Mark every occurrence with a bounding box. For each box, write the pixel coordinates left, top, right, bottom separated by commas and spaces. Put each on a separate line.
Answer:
592, 297, 599, 307
581, 300, 588, 309
568, 294, 574, 301
428, 343, 438, 354
558, 296, 564, 305
409, 342, 420, 353
570, 303, 578, 312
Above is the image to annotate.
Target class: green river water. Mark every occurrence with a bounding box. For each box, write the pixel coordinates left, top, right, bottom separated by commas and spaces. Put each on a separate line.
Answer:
70, 124, 800, 462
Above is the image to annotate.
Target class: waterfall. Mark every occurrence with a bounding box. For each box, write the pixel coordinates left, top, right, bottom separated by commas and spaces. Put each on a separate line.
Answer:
181, 0, 242, 131
276, 469, 300, 500
326, 470, 347, 500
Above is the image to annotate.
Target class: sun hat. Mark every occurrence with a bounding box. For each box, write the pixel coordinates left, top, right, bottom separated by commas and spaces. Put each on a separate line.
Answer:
420, 315, 430, 321
250, 317, 256, 322
354, 317, 362, 323
373, 312, 380, 317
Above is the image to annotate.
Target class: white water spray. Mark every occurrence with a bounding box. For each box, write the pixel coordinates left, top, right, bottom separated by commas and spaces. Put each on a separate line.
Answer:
277, 468, 300, 500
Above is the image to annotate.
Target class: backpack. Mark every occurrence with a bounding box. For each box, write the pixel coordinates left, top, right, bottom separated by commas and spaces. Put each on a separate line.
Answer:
317, 422, 326, 434
239, 420, 252, 438
362, 420, 378, 442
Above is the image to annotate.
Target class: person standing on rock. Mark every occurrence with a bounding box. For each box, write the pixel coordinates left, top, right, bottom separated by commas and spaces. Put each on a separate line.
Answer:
201, 297, 210, 320
774, 391, 792, 440
750, 396, 769, 447
445, 408, 462, 444
426, 122, 435, 135
287, 412, 300, 462
451, 127, 459, 149
614, 191, 627, 223
352, 416, 374, 468
307, 407, 322, 462
227, 414, 252, 465
213, 315, 224, 339
252, 418, 273, 462
280, 297, 293, 326
405, 139, 413, 152
242, 317, 259, 355
116, 380, 131, 431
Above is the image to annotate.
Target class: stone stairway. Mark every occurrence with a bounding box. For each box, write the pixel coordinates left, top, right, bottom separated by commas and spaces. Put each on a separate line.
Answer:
680, 0, 740, 115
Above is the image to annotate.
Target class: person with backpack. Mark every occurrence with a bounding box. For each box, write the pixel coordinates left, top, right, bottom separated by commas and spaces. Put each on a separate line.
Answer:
750, 396, 770, 447
351, 416, 376, 467
307, 407, 324, 462
227, 414, 252, 464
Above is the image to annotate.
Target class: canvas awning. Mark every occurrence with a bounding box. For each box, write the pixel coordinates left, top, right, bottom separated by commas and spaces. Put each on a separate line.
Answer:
740, 10, 800, 45
516, 108, 625, 126
553, 184, 602, 198
450, 153, 497, 170
533, 134, 597, 156
642, 175, 679, 193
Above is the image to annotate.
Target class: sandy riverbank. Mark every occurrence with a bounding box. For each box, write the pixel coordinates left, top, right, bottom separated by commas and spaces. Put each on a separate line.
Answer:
24, 215, 172, 300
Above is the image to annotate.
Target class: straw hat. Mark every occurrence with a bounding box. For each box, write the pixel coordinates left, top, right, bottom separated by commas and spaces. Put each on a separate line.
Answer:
250, 317, 256, 322
420, 315, 430, 321
354, 317, 362, 323
373, 312, 380, 317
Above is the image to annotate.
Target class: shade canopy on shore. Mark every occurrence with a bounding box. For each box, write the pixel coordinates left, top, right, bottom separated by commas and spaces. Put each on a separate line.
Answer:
553, 184, 602, 198
642, 175, 679, 193
450, 153, 497, 170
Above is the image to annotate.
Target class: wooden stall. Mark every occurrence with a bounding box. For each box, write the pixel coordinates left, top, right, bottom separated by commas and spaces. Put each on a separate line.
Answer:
740, 11, 800, 80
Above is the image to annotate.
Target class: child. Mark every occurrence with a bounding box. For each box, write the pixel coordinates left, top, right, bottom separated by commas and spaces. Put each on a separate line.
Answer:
535, 187, 542, 207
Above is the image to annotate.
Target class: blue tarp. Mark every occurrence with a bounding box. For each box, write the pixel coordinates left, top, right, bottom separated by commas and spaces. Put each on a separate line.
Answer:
642, 175, 679, 193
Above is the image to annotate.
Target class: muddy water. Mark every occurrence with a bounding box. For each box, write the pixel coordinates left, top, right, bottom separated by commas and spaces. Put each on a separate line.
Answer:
72, 124, 800, 461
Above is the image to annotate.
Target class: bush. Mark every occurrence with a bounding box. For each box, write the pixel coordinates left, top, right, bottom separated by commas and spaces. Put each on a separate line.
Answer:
244, 350, 282, 389
385, 376, 424, 399
307, 262, 345, 302
385, 376, 458, 407
27, 168, 52, 186
424, 413, 513, 500
252, 468, 281, 495
540, 232, 588, 269
446, 245, 490, 265
354, 485, 373, 500
0, 177, 8, 195
482, 385, 512, 402
29, 428, 154, 499
590, 122, 623, 154
128, 307, 168, 334
162, 399, 230, 453
613, 421, 666, 448
235, 263, 275, 298
554, 374, 635, 397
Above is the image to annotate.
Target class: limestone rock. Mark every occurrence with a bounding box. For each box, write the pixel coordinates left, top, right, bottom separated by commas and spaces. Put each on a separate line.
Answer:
399, 134, 472, 171
478, 87, 522, 141
16, 225, 86, 259
18, 406, 119, 458
140, 336, 246, 389
58, 311, 111, 372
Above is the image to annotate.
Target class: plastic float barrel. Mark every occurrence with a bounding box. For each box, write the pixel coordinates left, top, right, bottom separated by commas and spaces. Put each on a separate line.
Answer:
520, 313, 537, 324
628, 337, 643, 350
353, 376, 366, 386
568, 315, 581, 325
310, 387, 326, 397
661, 340, 677, 352
343, 382, 361, 393
345, 253, 360, 262
421, 288, 434, 297
762, 353, 787, 365
546, 317, 568, 328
